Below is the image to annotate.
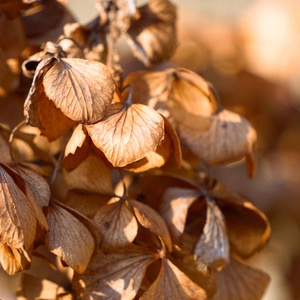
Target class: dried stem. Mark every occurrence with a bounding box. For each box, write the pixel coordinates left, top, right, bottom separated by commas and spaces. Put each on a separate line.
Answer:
8, 120, 26, 163
118, 169, 127, 197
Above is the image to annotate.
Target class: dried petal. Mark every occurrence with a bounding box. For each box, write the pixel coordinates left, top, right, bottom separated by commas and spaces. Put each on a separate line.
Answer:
65, 124, 87, 157
211, 182, 271, 258
0, 164, 37, 249
63, 154, 113, 195
212, 258, 270, 300
87, 103, 165, 167
45, 201, 96, 273
129, 199, 172, 252
122, 70, 170, 107
15, 164, 50, 207
37, 88, 76, 141
167, 69, 218, 130
17, 274, 72, 300
178, 109, 257, 166
124, 133, 171, 173
160, 187, 200, 240
194, 197, 229, 271
0, 243, 31, 275
43, 58, 115, 124
73, 247, 158, 299
65, 189, 110, 218
127, 0, 177, 66
141, 258, 207, 300
93, 199, 138, 251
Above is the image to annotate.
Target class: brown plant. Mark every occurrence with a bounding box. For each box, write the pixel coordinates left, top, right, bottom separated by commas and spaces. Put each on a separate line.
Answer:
0, 0, 271, 299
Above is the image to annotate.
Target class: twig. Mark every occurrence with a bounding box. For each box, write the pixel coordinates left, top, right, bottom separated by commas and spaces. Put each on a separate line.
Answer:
8, 120, 26, 163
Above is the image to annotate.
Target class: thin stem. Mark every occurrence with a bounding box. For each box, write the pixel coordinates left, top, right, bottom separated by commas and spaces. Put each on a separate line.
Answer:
122, 84, 133, 105
106, 34, 115, 69
9, 120, 26, 163
49, 146, 65, 189
118, 169, 127, 197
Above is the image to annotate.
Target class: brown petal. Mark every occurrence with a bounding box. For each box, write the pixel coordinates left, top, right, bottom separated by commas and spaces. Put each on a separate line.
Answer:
124, 132, 171, 173
65, 189, 110, 218
212, 258, 270, 300
194, 197, 229, 271
17, 274, 72, 300
15, 164, 50, 207
210, 182, 271, 258
87, 103, 165, 167
167, 69, 218, 131
37, 87, 76, 141
122, 70, 170, 107
63, 154, 113, 195
0, 244, 31, 275
0, 128, 12, 164
127, 0, 177, 66
164, 116, 182, 168
129, 199, 172, 252
65, 124, 86, 157
160, 187, 200, 240
93, 199, 138, 251
0, 164, 37, 249
45, 201, 96, 273
43, 58, 115, 124
24, 57, 56, 128
178, 109, 257, 166
141, 258, 207, 300
73, 247, 158, 299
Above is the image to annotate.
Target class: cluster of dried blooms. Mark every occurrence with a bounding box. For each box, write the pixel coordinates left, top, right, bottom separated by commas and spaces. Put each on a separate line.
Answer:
0, 0, 271, 299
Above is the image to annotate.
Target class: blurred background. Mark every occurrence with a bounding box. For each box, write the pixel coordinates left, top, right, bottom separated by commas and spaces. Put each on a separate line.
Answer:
0, 0, 299, 299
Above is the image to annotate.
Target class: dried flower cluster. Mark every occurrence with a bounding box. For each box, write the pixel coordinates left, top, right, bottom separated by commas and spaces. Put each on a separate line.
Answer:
0, 0, 270, 299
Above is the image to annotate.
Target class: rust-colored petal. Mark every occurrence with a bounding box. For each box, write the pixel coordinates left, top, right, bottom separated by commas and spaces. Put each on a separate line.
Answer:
212, 258, 270, 300
43, 58, 115, 124
87, 103, 165, 167
93, 199, 138, 251
45, 201, 96, 273
141, 258, 207, 300
73, 247, 158, 299
129, 199, 172, 252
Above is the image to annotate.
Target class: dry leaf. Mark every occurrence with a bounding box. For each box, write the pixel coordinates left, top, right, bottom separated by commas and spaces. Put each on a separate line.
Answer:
43, 58, 115, 124
212, 258, 270, 300
178, 109, 257, 166
160, 187, 200, 240
73, 247, 158, 299
87, 103, 165, 167
127, 0, 177, 66
93, 199, 138, 251
63, 154, 113, 195
194, 197, 229, 271
17, 274, 72, 300
129, 199, 172, 252
0, 243, 31, 275
45, 201, 96, 273
0, 164, 37, 249
141, 258, 207, 300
